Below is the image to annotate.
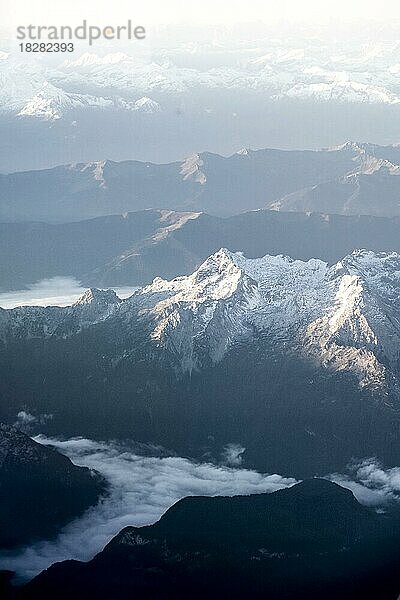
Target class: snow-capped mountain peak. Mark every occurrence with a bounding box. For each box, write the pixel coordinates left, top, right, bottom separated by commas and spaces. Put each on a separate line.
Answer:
303, 250, 400, 389
73, 288, 121, 307
134, 248, 400, 382
134, 249, 260, 370
331, 249, 400, 282
17, 82, 69, 121
139, 248, 257, 304
1, 249, 400, 387
133, 97, 161, 113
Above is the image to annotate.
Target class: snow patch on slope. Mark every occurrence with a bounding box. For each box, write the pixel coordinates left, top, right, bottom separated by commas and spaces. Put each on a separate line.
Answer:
180, 154, 207, 185
138, 249, 261, 371
2, 249, 400, 388
134, 248, 400, 383
133, 97, 161, 113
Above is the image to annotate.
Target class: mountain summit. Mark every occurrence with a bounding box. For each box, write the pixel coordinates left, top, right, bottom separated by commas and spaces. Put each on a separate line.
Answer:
2, 249, 400, 386
1, 249, 400, 474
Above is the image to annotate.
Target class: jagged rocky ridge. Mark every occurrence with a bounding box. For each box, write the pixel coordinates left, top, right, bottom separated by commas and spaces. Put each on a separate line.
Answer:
1, 249, 400, 474
1, 248, 399, 389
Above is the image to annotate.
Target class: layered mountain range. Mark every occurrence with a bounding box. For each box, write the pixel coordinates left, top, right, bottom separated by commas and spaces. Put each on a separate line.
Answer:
2, 37, 400, 125
3, 206, 400, 292
1, 248, 400, 474
2, 31, 400, 171
2, 26, 400, 599
1, 142, 400, 223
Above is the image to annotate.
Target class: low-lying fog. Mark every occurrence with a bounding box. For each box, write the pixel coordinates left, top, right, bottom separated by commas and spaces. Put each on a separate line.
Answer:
1, 436, 400, 582
0, 436, 297, 581
0, 277, 138, 309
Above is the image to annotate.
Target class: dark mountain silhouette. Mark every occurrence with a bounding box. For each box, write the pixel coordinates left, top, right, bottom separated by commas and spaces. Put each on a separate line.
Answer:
0, 423, 106, 550
17, 479, 400, 600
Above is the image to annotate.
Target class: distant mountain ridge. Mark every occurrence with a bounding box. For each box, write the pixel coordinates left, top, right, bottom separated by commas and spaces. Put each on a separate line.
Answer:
4, 207, 400, 292
2, 39, 400, 125
270, 153, 400, 217
2, 142, 400, 222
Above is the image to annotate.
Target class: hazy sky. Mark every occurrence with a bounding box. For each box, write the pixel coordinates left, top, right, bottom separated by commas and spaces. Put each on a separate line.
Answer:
2, 0, 400, 30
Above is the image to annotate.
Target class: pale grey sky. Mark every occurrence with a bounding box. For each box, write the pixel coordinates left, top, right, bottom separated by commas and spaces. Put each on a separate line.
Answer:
2, 0, 400, 30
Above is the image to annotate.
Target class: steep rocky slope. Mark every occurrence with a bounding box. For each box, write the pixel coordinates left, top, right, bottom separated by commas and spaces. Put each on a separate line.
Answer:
0, 424, 106, 549
1, 249, 400, 474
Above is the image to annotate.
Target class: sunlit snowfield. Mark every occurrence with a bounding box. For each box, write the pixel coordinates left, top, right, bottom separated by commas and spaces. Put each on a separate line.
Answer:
0, 277, 138, 308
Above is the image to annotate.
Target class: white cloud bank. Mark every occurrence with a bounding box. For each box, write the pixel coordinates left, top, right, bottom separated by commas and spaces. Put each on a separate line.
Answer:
330, 458, 400, 508
0, 277, 137, 309
2, 436, 400, 583
0, 436, 297, 581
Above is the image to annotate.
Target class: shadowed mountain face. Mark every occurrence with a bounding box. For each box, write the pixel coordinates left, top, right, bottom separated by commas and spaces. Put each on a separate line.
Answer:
0, 424, 106, 550
1, 249, 400, 476
2, 142, 399, 223
3, 208, 400, 291
271, 161, 400, 217
0, 209, 202, 291
18, 479, 400, 600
